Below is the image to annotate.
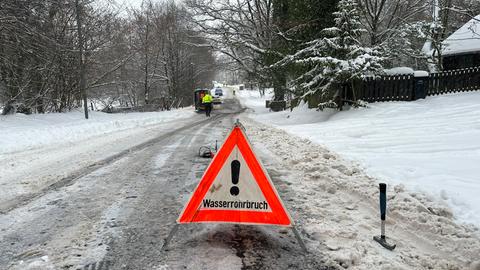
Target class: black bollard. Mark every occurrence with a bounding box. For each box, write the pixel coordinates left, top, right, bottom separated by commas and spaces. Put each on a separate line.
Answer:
373, 183, 396, 250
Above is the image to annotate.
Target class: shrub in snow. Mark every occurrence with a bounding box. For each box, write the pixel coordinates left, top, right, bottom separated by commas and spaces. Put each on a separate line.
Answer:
277, 0, 384, 110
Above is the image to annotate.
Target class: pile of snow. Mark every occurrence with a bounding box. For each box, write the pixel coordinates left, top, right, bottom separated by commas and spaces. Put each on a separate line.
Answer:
238, 89, 480, 227
236, 88, 273, 112
225, 84, 245, 92
443, 15, 480, 55
0, 108, 195, 155
384, 67, 415, 75
212, 81, 225, 88
414, 70, 429, 77
382, 67, 429, 77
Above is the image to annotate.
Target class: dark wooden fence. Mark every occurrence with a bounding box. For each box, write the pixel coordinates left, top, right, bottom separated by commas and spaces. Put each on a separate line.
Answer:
344, 66, 480, 103
350, 75, 415, 102
428, 67, 480, 95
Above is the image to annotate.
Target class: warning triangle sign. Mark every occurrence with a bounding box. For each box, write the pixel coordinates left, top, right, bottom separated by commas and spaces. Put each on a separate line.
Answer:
178, 124, 292, 226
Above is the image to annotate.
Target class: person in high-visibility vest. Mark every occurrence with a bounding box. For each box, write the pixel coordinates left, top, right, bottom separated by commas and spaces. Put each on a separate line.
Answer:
202, 93, 213, 117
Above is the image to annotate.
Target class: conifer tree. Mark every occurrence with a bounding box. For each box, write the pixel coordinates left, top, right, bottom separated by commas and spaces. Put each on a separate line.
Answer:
280, 0, 384, 108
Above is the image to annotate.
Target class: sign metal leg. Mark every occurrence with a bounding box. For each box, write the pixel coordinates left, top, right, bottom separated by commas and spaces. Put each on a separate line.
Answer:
291, 226, 308, 253
161, 224, 179, 251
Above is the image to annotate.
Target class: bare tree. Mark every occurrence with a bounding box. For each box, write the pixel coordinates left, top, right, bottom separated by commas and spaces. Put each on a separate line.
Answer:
357, 0, 428, 46
0, 0, 126, 114
0, 0, 216, 114
185, 0, 276, 85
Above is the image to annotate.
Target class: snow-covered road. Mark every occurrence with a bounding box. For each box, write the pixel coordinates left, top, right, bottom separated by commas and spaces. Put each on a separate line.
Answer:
0, 110, 203, 213
0, 100, 246, 269
1, 91, 479, 269
0, 98, 333, 269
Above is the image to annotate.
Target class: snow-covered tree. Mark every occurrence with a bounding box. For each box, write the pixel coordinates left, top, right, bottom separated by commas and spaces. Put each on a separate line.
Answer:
279, 0, 384, 109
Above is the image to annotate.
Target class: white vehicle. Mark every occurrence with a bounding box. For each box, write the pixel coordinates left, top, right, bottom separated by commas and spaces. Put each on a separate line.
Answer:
214, 88, 223, 97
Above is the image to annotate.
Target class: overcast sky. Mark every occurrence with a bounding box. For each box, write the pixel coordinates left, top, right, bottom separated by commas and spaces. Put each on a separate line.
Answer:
111, 0, 144, 10
112, 0, 182, 10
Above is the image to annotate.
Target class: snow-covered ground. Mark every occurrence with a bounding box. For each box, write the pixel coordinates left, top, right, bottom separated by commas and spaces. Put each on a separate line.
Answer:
0, 108, 199, 212
241, 117, 480, 269
237, 88, 480, 227
0, 108, 195, 155
1, 89, 479, 269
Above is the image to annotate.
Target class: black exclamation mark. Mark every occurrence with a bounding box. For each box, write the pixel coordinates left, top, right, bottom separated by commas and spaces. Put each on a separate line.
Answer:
230, 160, 240, 196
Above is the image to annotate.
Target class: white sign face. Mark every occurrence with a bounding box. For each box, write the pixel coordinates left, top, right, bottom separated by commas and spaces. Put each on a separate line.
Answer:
201, 145, 270, 212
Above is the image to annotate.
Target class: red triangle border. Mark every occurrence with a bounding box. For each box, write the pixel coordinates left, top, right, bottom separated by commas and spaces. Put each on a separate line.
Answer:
177, 125, 292, 226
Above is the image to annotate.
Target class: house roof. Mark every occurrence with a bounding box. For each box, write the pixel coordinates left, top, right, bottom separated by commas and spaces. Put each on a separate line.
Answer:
443, 15, 480, 56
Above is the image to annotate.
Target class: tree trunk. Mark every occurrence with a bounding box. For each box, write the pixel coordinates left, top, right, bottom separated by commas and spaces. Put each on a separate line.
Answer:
76, 0, 88, 119
273, 71, 286, 101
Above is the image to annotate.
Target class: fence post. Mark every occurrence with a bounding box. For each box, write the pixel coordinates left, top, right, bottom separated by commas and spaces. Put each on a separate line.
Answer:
413, 71, 429, 100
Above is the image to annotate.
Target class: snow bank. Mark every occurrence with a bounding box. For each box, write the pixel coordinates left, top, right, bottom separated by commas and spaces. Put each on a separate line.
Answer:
236, 88, 272, 112
238, 89, 480, 227
0, 108, 195, 155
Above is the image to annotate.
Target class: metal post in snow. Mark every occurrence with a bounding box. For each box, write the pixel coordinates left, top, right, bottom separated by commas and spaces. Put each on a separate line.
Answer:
373, 183, 396, 250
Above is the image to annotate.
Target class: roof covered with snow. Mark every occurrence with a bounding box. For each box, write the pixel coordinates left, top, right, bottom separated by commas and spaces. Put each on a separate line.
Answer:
443, 15, 480, 56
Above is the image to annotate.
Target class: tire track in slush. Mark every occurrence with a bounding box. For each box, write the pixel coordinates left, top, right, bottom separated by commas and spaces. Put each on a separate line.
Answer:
95, 115, 232, 269
3, 113, 226, 215
1, 114, 234, 269
65, 98, 332, 270
98, 113, 335, 270
0, 99, 245, 269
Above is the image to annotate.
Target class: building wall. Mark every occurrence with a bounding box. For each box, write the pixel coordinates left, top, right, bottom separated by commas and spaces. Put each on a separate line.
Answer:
443, 52, 480, 70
